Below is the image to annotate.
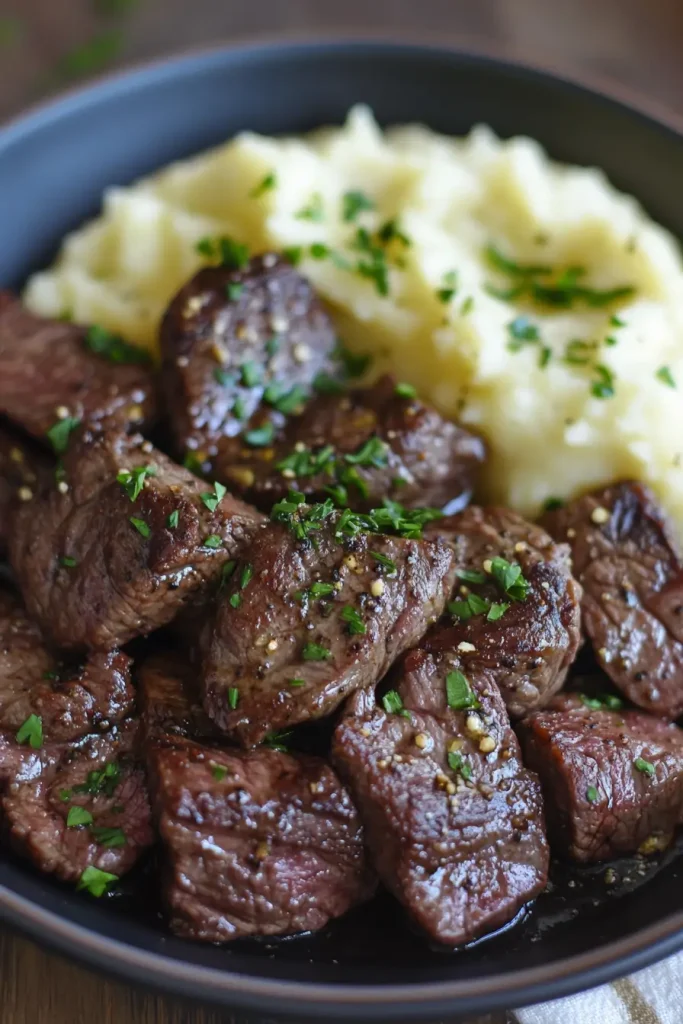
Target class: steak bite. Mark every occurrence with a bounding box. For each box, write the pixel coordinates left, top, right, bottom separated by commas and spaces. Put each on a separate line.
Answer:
542, 482, 683, 719
333, 645, 549, 946
0, 291, 157, 441
425, 507, 582, 717
139, 655, 374, 942
518, 693, 683, 862
10, 427, 263, 650
202, 500, 456, 746
0, 425, 51, 554
214, 374, 486, 513
159, 254, 338, 468
0, 588, 133, 742
1, 717, 153, 885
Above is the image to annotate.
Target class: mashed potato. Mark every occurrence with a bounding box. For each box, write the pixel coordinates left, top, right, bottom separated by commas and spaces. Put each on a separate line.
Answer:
24, 106, 683, 533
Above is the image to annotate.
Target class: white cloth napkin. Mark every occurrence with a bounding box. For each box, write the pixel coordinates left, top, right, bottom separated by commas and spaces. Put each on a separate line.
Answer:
515, 952, 683, 1024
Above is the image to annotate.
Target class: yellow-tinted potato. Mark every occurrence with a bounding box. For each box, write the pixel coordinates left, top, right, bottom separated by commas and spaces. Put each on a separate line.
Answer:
24, 107, 683, 535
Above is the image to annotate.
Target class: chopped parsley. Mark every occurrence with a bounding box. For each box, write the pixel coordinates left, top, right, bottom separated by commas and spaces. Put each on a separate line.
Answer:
507, 315, 540, 350
302, 642, 332, 661
448, 751, 473, 780
226, 282, 244, 301
377, 219, 411, 247
445, 670, 480, 711
263, 383, 308, 416
46, 416, 80, 455
489, 557, 530, 601
232, 396, 248, 421
71, 762, 120, 799
276, 444, 335, 479
458, 569, 487, 585
289, 679, 306, 688
196, 235, 250, 270
240, 360, 262, 388
220, 561, 237, 587
90, 826, 126, 848
117, 465, 156, 502
436, 270, 458, 304
263, 730, 292, 752
214, 368, 238, 387
485, 245, 552, 278
271, 493, 336, 541
244, 423, 275, 448
539, 345, 552, 368
564, 339, 596, 366
296, 192, 324, 222
591, 364, 616, 399
77, 866, 118, 897
486, 245, 635, 310
212, 763, 228, 781
382, 690, 410, 718
16, 714, 43, 749
84, 324, 150, 365
344, 436, 389, 468
656, 366, 676, 389
239, 564, 253, 590
229, 593, 242, 609
579, 693, 623, 711
370, 551, 397, 575
60, 556, 78, 568
342, 190, 375, 222
314, 372, 346, 396
66, 806, 93, 828
395, 382, 417, 399
203, 534, 223, 548
461, 296, 474, 316
309, 582, 337, 599
341, 605, 366, 635
543, 497, 565, 512
228, 687, 240, 710
487, 602, 510, 621
336, 343, 373, 379
282, 246, 303, 266
250, 171, 277, 198
586, 786, 599, 804
448, 593, 490, 621
167, 510, 179, 529
129, 516, 151, 539
634, 757, 655, 776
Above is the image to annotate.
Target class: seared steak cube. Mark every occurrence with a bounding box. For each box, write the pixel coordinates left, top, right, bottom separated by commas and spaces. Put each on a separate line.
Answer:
0, 588, 133, 742
0, 425, 51, 554
10, 427, 263, 649
425, 507, 582, 717
160, 255, 338, 466
542, 482, 683, 719
0, 292, 157, 441
202, 501, 456, 745
333, 645, 549, 946
518, 693, 683, 862
215, 375, 485, 513
1, 717, 153, 885
139, 655, 374, 942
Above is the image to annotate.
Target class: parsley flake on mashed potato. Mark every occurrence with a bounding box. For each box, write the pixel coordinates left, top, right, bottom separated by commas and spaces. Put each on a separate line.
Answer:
24, 105, 683, 534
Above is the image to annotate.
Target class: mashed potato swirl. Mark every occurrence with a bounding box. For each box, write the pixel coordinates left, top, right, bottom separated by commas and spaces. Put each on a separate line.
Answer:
24, 106, 683, 533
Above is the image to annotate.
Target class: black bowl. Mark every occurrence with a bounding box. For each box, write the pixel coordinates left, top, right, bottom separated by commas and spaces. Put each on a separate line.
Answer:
2, 39, 683, 1022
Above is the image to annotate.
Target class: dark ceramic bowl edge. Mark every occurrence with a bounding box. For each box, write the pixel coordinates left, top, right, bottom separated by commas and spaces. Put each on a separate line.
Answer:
2, 36, 683, 1020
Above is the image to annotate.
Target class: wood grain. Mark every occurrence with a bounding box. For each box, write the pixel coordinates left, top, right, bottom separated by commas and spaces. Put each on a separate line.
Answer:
1, 1, 682, 1021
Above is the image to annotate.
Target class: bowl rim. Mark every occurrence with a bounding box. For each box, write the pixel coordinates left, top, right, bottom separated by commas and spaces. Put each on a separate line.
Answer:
2, 34, 683, 1019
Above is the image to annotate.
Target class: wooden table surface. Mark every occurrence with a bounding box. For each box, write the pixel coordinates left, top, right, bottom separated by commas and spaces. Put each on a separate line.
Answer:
1, 1, 682, 1021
